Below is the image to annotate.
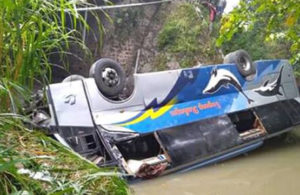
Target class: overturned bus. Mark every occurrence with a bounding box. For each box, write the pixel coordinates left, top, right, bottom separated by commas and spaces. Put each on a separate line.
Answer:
36, 50, 300, 179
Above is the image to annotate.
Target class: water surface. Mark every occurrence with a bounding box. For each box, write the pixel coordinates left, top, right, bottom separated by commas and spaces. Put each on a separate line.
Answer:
131, 128, 300, 195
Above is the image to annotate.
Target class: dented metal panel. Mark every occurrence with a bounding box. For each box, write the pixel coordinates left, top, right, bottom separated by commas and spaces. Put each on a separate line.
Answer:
49, 80, 94, 127
254, 101, 293, 134
282, 100, 300, 125
156, 115, 242, 166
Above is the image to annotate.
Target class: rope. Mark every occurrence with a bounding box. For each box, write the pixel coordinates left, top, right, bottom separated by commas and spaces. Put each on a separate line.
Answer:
66, 0, 173, 12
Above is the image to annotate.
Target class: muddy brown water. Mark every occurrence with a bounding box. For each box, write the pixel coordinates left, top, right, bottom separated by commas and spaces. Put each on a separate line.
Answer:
131, 128, 300, 195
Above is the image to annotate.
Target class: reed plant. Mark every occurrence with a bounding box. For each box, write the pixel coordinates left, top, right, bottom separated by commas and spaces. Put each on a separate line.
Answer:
0, 0, 129, 194
0, 0, 104, 113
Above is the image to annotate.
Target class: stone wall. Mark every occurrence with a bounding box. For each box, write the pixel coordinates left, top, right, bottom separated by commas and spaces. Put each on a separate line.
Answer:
91, 0, 173, 75
51, 1, 203, 82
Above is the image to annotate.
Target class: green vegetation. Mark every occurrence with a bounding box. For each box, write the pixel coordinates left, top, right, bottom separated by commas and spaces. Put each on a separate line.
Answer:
217, 0, 300, 75
0, 117, 128, 194
156, 1, 298, 72
0, 0, 128, 194
0, 0, 98, 113
153, 54, 168, 71
157, 3, 222, 69
220, 23, 292, 62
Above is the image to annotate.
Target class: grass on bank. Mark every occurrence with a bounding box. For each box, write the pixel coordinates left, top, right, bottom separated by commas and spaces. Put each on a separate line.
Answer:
0, 1, 129, 194
0, 117, 129, 195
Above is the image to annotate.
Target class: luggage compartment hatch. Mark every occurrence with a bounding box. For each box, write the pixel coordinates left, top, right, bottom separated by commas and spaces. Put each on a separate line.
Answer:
228, 110, 267, 141
156, 116, 242, 166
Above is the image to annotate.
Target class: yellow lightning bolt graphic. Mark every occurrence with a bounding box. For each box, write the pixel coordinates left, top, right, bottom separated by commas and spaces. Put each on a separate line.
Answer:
120, 98, 177, 127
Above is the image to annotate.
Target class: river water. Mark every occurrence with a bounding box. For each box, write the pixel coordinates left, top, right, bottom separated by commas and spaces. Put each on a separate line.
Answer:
131, 128, 300, 195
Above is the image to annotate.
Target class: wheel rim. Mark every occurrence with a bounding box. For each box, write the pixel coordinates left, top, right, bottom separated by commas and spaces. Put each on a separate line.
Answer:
239, 57, 251, 71
102, 67, 120, 87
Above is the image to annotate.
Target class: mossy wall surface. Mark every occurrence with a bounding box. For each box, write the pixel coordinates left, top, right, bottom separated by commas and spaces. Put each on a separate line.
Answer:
63, 1, 223, 78
98, 1, 223, 74
156, 3, 223, 69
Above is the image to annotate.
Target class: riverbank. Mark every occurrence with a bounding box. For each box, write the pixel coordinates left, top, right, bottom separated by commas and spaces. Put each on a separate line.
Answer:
0, 122, 129, 194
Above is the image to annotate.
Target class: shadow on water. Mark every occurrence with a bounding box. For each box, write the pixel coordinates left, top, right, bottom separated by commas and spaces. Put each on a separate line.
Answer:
131, 128, 300, 195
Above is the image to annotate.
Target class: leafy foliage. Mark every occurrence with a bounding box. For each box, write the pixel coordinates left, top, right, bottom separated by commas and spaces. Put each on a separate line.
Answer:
221, 22, 292, 61
0, 0, 129, 194
0, 0, 98, 113
217, 0, 300, 74
158, 3, 205, 53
